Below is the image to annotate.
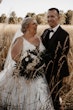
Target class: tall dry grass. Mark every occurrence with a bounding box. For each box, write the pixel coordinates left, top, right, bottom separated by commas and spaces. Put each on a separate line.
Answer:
0, 23, 73, 109
0, 23, 19, 70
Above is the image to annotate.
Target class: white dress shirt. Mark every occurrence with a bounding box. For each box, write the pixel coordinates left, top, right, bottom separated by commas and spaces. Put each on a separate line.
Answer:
49, 24, 60, 39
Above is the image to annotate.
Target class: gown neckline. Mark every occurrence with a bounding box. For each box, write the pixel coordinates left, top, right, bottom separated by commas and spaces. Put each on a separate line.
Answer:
22, 36, 39, 49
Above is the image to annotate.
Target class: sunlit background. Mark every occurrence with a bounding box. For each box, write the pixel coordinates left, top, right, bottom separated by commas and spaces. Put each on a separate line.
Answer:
0, 0, 73, 17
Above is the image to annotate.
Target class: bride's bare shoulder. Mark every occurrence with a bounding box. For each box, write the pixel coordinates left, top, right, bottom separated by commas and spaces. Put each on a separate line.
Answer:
13, 36, 23, 44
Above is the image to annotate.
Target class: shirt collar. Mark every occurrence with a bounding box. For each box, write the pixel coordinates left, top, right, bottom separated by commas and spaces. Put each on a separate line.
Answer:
50, 24, 60, 32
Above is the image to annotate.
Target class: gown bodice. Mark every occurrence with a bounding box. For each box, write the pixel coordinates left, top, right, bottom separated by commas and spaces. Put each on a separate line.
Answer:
18, 37, 46, 78
21, 37, 45, 60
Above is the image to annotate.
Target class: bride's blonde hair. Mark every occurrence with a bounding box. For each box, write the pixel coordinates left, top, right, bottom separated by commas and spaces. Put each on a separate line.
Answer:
21, 17, 37, 33
21, 17, 33, 33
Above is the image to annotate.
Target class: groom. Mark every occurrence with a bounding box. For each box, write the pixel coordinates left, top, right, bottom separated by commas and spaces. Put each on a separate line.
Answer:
41, 8, 70, 110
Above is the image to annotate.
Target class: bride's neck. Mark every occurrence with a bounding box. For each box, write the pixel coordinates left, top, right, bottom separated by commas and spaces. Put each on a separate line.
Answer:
23, 31, 34, 40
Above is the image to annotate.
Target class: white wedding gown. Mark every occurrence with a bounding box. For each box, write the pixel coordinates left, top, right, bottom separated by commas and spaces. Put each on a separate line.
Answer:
0, 37, 54, 110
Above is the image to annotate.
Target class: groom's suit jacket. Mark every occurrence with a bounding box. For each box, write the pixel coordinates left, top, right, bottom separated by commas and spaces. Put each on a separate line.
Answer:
41, 26, 70, 90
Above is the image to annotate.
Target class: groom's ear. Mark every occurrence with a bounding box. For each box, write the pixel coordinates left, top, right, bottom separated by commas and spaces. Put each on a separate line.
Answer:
58, 14, 60, 22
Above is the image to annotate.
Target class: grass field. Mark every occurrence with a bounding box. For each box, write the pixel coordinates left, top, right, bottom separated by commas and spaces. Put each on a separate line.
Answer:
0, 23, 73, 109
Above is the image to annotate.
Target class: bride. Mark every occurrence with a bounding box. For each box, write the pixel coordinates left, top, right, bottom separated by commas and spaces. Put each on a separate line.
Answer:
0, 17, 54, 110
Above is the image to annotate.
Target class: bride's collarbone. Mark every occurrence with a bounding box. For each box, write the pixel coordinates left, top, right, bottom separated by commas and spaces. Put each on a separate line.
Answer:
31, 38, 40, 46
32, 41, 39, 47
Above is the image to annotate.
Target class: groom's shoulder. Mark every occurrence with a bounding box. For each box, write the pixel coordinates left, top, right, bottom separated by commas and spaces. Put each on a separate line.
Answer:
43, 28, 49, 33
59, 26, 69, 36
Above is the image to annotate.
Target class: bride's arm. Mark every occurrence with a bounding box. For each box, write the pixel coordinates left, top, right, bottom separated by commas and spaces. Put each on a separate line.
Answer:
11, 37, 23, 62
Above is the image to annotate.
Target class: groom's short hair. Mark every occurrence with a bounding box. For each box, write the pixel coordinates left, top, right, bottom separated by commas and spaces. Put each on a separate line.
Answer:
48, 8, 59, 15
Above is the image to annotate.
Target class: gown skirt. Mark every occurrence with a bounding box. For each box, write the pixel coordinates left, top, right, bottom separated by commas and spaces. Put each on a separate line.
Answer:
0, 38, 54, 110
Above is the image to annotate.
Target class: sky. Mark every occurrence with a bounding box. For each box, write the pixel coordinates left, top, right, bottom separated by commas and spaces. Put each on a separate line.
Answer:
0, 0, 73, 18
